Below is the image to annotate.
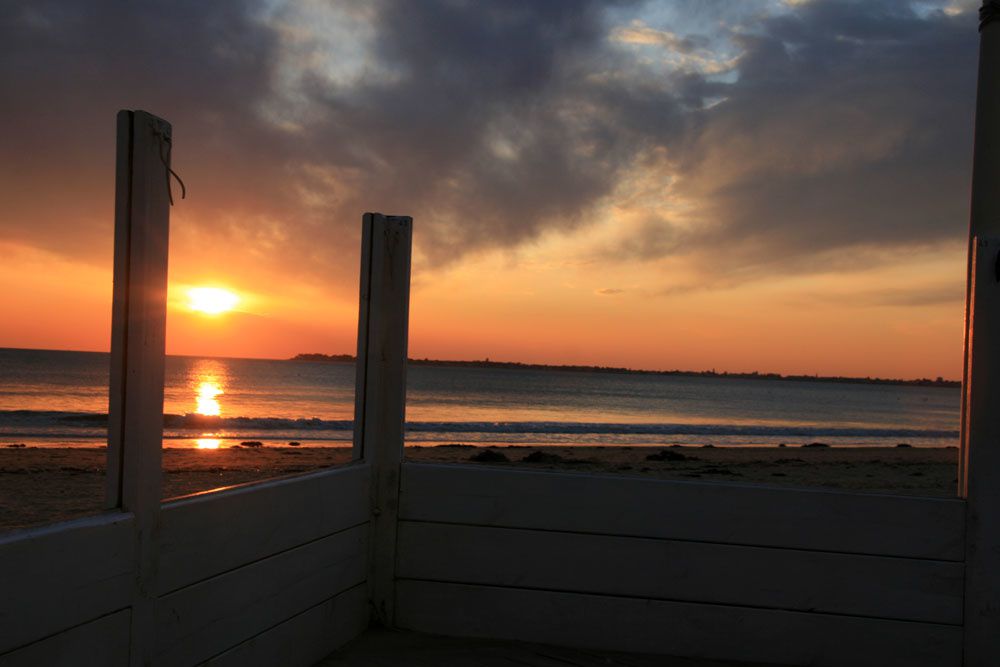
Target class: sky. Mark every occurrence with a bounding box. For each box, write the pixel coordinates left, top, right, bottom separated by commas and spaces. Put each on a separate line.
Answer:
0, 0, 982, 379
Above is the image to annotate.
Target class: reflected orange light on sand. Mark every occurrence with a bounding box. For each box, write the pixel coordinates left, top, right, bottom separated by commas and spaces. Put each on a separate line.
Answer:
195, 381, 223, 416
196, 438, 221, 449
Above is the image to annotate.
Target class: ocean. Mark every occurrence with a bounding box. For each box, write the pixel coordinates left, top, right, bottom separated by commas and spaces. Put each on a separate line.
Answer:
0, 348, 960, 449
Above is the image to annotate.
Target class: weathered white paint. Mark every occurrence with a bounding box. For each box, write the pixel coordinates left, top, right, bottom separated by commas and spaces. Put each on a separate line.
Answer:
158, 463, 370, 595
156, 525, 367, 666
400, 463, 966, 561
352, 216, 373, 461
106, 109, 173, 667
0, 610, 132, 667
0, 513, 134, 653
961, 1, 1000, 494
962, 236, 1000, 665
397, 521, 964, 625
353, 213, 413, 626
203, 585, 368, 667
396, 580, 962, 667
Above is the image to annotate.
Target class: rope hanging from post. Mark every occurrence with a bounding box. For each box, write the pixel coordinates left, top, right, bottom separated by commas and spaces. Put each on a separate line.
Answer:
981, 0, 1000, 31
151, 125, 186, 206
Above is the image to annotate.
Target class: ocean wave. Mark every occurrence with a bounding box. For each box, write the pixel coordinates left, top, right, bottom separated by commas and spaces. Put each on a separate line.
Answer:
0, 409, 958, 439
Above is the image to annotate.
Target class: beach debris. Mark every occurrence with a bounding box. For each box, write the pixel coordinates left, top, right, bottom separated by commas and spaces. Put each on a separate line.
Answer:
469, 449, 509, 463
436, 443, 474, 448
240, 441, 264, 448
522, 451, 564, 463
4, 443, 26, 448
802, 442, 830, 448
698, 466, 741, 476
701, 444, 715, 448
646, 449, 696, 462
896, 443, 913, 448
288, 441, 301, 447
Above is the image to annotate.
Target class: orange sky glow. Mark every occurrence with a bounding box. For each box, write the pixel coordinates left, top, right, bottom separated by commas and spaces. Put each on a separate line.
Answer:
0, 0, 978, 381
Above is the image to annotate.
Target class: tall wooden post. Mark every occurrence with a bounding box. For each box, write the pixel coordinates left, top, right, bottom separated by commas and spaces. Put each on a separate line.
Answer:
962, 4, 1000, 663
962, 237, 1000, 665
106, 110, 172, 666
353, 213, 412, 626
962, 2, 1000, 488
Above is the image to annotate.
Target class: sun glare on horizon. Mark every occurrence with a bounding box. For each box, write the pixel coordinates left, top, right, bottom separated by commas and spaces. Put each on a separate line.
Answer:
188, 287, 240, 315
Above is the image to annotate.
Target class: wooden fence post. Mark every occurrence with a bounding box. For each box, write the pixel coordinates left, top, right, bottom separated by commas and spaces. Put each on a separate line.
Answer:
962, 236, 1000, 666
352, 213, 412, 626
106, 110, 172, 666
962, 2, 1000, 491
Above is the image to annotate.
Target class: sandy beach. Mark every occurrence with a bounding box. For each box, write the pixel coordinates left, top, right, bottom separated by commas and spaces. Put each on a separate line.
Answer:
0, 444, 959, 532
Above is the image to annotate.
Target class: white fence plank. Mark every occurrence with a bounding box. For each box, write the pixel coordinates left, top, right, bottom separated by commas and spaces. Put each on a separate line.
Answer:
355, 213, 412, 626
155, 525, 367, 666
0, 610, 131, 667
158, 463, 370, 595
397, 521, 963, 625
962, 236, 1000, 665
396, 580, 962, 667
0, 513, 134, 653
202, 585, 368, 667
400, 463, 965, 561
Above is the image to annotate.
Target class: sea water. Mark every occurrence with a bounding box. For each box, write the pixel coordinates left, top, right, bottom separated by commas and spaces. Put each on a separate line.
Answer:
0, 348, 960, 449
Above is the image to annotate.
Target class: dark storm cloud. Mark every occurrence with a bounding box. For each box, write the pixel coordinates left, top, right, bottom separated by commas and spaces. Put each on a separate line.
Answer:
0, 0, 982, 288
288, 0, 668, 261
0, 1, 289, 258
639, 0, 978, 278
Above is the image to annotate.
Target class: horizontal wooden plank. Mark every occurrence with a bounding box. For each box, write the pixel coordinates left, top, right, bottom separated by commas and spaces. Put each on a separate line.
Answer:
203, 584, 368, 667
0, 512, 134, 653
400, 463, 965, 561
0, 609, 131, 667
156, 524, 367, 666
396, 580, 962, 667
159, 462, 370, 594
397, 522, 963, 625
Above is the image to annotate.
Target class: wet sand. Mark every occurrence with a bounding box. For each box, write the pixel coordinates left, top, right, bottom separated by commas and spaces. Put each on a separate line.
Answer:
0, 444, 959, 532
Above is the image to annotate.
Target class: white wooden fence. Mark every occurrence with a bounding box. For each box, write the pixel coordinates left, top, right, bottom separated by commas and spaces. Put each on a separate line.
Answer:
3, 11, 1000, 661
0, 114, 395, 667
395, 464, 965, 666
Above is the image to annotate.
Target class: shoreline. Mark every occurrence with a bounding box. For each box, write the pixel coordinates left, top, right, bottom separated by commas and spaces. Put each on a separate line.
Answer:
0, 444, 959, 532
1, 438, 959, 450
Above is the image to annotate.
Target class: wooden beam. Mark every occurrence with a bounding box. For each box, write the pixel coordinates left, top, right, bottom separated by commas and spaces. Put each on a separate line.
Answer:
158, 463, 370, 595
0, 513, 134, 653
106, 109, 172, 667
962, 235, 1000, 665
353, 215, 373, 460
0, 610, 132, 667
961, 1, 1000, 494
202, 585, 368, 667
353, 213, 412, 626
396, 580, 962, 667
156, 526, 367, 666
397, 521, 964, 625
401, 463, 966, 561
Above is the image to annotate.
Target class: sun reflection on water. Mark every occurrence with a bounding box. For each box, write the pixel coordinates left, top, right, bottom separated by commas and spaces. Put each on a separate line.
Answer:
186, 360, 230, 451
196, 381, 223, 416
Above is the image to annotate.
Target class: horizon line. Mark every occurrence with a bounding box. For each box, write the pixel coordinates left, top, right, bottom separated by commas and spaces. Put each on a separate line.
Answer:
0, 345, 962, 386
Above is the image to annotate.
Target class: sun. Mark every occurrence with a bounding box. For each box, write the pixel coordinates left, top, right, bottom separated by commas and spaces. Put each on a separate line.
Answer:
188, 287, 240, 315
